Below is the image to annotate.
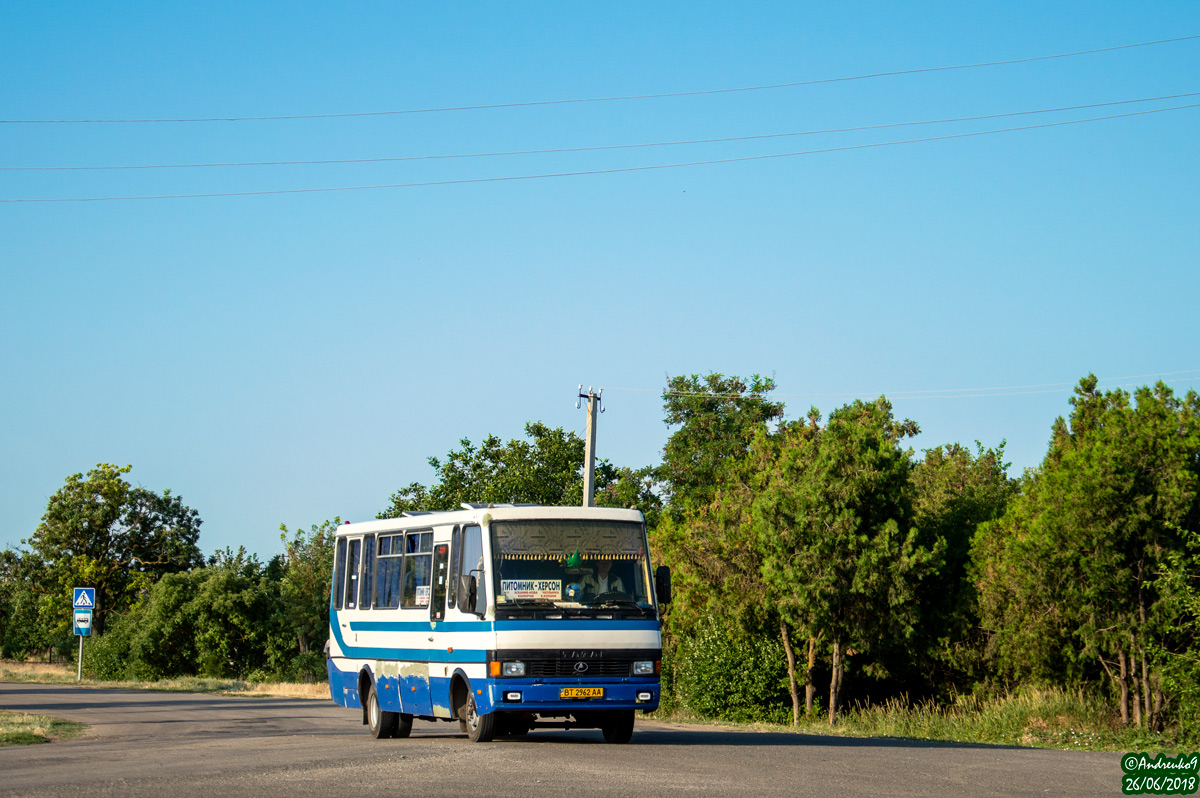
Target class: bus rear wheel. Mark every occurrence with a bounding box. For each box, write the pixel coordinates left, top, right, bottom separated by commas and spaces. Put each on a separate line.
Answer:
601, 710, 635, 744
395, 713, 413, 738
367, 685, 399, 739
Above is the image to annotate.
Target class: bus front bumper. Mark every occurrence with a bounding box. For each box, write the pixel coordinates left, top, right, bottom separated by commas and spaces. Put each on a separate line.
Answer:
489, 680, 660, 713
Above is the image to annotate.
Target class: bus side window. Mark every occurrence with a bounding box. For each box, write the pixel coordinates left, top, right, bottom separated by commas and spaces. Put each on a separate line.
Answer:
345, 538, 361, 609
460, 524, 486, 616
361, 534, 375, 610
375, 534, 402, 609
333, 538, 347, 611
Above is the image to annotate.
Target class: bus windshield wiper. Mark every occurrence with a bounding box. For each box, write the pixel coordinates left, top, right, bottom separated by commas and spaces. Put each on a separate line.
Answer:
586, 599, 647, 611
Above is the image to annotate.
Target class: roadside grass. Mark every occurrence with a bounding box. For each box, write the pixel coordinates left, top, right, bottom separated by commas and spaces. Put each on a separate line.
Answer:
0, 660, 329, 700
822, 689, 1179, 752
0, 710, 84, 746
0, 661, 79, 684
650, 687, 1191, 753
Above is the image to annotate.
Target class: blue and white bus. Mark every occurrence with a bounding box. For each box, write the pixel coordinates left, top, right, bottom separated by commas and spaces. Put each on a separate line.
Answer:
326, 504, 671, 743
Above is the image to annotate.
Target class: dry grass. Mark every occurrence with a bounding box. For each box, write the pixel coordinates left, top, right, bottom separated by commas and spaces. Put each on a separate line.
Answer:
0, 660, 330, 700
0, 660, 77, 683
226, 681, 330, 700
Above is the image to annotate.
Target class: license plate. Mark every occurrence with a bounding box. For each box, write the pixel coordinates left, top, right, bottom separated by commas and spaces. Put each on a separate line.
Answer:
560, 687, 604, 699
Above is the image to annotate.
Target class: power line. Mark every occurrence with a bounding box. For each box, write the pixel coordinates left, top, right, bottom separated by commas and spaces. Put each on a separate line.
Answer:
3, 34, 1196, 125
7, 91, 1197, 172
4, 102, 1197, 204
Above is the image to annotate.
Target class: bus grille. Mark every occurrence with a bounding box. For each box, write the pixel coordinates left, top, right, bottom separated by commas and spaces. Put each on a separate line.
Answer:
525, 659, 633, 677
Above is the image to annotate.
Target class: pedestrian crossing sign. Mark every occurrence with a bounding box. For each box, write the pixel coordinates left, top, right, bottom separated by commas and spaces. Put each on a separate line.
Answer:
73, 587, 95, 609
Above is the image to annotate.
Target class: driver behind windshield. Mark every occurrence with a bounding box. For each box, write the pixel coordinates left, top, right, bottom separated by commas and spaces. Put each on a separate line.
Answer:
580, 559, 625, 598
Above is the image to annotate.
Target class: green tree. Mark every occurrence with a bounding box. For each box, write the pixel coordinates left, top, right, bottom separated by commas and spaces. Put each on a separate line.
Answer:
652, 465, 767, 629
652, 373, 786, 720
658, 394, 941, 725
22, 464, 203, 635
271, 519, 337, 681
908, 442, 1014, 692
974, 376, 1200, 728
595, 466, 663, 529
379, 422, 658, 519
660, 373, 784, 509
0, 549, 61, 660
750, 398, 939, 724
1155, 527, 1200, 740
126, 569, 201, 678
653, 415, 798, 719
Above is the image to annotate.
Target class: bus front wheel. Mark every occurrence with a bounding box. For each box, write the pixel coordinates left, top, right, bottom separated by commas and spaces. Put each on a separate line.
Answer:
465, 693, 495, 743
601, 710, 635, 744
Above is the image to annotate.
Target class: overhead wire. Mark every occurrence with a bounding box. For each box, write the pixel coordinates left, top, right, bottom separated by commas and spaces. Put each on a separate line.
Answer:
2, 34, 1196, 125
6, 91, 1198, 172
4, 101, 1198, 203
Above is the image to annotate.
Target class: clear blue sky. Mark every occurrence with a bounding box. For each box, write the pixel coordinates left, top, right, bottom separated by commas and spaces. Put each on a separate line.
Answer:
3, 2, 1198, 558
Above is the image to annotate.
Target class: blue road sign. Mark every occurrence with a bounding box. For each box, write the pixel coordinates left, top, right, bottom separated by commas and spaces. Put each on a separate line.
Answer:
73, 587, 96, 609
73, 609, 93, 636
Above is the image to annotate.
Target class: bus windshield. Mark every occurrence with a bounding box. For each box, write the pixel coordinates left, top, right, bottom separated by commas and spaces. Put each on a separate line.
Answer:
490, 519, 653, 614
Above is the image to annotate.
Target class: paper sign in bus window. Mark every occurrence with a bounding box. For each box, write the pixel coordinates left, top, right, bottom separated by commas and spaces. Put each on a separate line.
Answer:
501, 579, 562, 600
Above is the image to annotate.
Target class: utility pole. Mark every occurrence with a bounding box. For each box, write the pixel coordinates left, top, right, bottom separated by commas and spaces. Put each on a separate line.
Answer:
577, 386, 603, 507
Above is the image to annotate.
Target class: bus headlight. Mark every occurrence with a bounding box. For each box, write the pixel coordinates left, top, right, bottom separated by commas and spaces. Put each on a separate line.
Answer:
633, 660, 655, 675
502, 661, 526, 677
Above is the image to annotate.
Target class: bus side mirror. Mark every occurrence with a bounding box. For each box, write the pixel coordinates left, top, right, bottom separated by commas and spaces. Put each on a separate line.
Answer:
655, 565, 672, 605
457, 575, 479, 615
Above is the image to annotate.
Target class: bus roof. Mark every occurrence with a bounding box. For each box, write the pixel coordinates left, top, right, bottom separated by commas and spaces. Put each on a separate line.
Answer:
334, 504, 646, 537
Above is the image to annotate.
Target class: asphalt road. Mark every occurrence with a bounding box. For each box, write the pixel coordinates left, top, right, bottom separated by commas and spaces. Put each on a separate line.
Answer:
1, 682, 1123, 797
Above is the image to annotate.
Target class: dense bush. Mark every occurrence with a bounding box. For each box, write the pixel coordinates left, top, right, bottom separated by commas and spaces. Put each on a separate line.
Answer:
83, 613, 137, 680
675, 614, 791, 724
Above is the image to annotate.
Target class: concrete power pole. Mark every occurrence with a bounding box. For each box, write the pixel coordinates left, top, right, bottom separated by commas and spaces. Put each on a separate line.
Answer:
577, 386, 603, 507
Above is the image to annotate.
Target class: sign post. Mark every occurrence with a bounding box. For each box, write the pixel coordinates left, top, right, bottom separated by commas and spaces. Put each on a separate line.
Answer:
72, 588, 96, 682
